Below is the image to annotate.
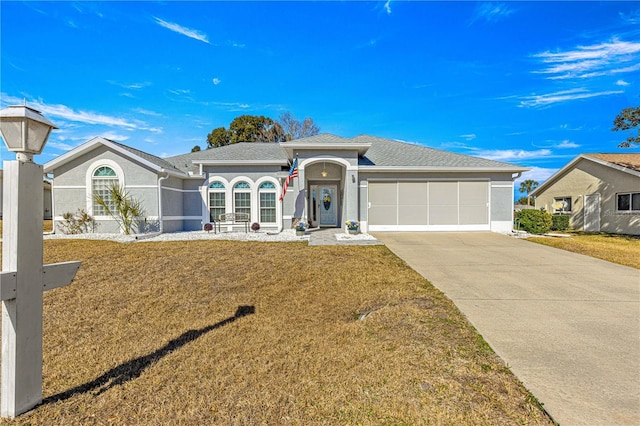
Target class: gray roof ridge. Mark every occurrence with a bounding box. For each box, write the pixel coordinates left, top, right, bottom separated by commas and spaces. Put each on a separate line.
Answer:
105, 139, 183, 172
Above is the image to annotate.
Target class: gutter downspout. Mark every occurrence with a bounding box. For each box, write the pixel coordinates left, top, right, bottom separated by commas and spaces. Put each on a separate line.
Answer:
158, 171, 170, 234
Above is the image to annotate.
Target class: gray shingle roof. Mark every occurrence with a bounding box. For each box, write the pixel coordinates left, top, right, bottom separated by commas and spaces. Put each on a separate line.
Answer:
353, 135, 525, 170
165, 142, 289, 173
281, 133, 356, 145
107, 139, 184, 173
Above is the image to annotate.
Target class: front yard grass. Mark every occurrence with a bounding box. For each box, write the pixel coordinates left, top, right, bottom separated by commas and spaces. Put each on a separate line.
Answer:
0, 220, 53, 235
0, 239, 551, 425
527, 232, 640, 269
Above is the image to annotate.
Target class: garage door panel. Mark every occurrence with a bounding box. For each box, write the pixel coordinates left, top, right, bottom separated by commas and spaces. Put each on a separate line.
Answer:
369, 182, 397, 205
430, 182, 458, 205
460, 182, 488, 205
429, 206, 458, 225
399, 205, 428, 225
369, 205, 397, 225
460, 206, 488, 225
399, 182, 427, 205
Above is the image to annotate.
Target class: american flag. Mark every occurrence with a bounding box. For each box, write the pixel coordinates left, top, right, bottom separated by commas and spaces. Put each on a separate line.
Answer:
279, 157, 298, 201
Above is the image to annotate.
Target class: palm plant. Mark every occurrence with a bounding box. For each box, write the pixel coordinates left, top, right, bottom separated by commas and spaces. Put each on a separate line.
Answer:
518, 179, 539, 206
93, 184, 144, 235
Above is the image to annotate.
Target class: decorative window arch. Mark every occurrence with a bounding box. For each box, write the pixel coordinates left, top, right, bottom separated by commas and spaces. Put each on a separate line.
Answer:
258, 181, 277, 223
85, 159, 125, 217
92, 166, 119, 216
208, 181, 226, 222
233, 181, 252, 217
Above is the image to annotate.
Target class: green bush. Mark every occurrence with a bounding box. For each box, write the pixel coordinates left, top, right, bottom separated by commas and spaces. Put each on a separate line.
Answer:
551, 214, 570, 231
515, 209, 552, 234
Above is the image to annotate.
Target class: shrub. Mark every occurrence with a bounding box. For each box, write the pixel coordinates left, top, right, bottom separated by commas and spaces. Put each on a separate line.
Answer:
551, 214, 570, 231
203, 223, 213, 233
251, 222, 260, 232
58, 209, 96, 234
515, 209, 552, 234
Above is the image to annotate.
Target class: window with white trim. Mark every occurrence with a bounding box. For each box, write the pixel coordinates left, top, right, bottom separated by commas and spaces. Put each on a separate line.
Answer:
259, 181, 276, 223
208, 181, 226, 222
92, 166, 118, 216
553, 197, 572, 213
617, 192, 640, 212
233, 181, 251, 217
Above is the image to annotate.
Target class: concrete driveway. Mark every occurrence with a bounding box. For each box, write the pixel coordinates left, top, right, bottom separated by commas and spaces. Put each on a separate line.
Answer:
374, 232, 640, 426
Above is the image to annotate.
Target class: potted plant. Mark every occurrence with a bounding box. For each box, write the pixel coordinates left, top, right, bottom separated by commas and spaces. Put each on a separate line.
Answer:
346, 220, 359, 235
251, 222, 260, 232
203, 223, 214, 233
295, 220, 307, 236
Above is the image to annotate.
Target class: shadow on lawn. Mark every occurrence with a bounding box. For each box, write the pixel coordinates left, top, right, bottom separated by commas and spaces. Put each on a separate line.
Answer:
42, 305, 255, 404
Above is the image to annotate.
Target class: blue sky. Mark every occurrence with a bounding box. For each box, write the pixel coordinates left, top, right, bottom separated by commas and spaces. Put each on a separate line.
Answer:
1, 1, 639, 195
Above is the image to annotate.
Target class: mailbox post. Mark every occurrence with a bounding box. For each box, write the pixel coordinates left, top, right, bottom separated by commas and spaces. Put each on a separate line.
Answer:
0, 105, 81, 417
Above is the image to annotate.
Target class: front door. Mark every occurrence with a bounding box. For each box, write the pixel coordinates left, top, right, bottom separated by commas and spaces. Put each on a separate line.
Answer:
318, 185, 338, 227
584, 193, 600, 232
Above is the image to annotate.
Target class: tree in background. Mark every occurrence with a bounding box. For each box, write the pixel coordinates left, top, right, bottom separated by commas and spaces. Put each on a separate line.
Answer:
191, 145, 201, 152
205, 112, 320, 149
518, 179, 539, 206
228, 115, 276, 144
279, 112, 320, 141
207, 126, 230, 148
612, 105, 640, 148
516, 197, 532, 206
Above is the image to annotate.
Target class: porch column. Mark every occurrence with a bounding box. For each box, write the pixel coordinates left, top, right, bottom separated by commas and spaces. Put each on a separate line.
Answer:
344, 167, 359, 230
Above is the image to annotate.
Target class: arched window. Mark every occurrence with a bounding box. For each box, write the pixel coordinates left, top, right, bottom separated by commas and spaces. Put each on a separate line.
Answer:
259, 181, 276, 223
92, 166, 118, 216
233, 181, 251, 217
208, 181, 226, 222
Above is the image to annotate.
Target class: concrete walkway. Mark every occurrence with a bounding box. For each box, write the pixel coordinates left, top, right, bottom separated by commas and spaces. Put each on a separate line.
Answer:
373, 232, 640, 426
307, 228, 383, 246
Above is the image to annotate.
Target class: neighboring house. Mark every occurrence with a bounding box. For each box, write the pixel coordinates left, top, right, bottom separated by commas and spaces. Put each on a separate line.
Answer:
532, 153, 640, 235
44, 134, 528, 234
0, 170, 52, 220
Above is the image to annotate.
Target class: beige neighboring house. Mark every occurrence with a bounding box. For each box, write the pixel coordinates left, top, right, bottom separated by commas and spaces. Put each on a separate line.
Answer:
532, 153, 640, 235
0, 170, 52, 220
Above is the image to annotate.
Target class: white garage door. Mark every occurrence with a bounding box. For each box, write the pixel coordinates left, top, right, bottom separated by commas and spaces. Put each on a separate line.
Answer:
368, 181, 489, 231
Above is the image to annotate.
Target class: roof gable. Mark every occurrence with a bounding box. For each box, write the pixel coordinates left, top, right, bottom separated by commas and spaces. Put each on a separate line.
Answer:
531, 153, 640, 196
44, 137, 184, 176
586, 153, 640, 173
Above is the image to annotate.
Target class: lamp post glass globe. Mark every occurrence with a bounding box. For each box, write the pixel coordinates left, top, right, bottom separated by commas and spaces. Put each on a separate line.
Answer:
0, 105, 57, 162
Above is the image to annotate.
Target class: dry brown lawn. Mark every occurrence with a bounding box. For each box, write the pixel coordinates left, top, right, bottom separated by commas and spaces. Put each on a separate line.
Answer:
528, 232, 640, 269
0, 220, 52, 235
0, 239, 551, 425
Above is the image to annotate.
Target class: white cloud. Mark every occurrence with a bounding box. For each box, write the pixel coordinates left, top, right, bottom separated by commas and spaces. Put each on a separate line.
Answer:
0, 94, 161, 135
30, 100, 141, 129
473, 148, 552, 162
169, 89, 190, 95
472, 2, 514, 23
384, 0, 392, 15
519, 88, 623, 108
46, 141, 75, 151
100, 132, 130, 142
153, 17, 210, 44
515, 167, 558, 187
533, 39, 640, 80
616, 79, 630, 86
107, 80, 151, 90
555, 140, 580, 149
212, 78, 221, 85
460, 133, 476, 141
133, 108, 162, 117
